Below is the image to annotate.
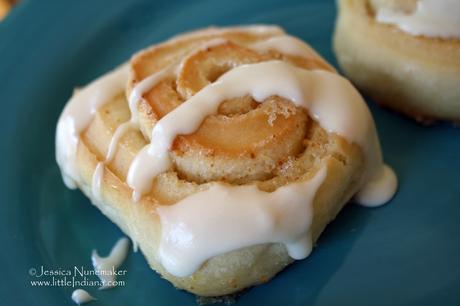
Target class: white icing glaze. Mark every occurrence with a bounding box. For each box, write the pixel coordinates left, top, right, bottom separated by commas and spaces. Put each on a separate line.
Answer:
88, 64, 175, 210
158, 167, 327, 277
127, 61, 382, 198
355, 164, 398, 207
56, 65, 129, 189
91, 121, 136, 202
375, 0, 460, 38
250, 35, 335, 71
132, 240, 139, 253
106, 121, 135, 161
125, 33, 333, 146
71, 289, 95, 305
128, 66, 175, 126
91, 237, 130, 289
127, 38, 232, 131
91, 162, 104, 203
55, 63, 140, 261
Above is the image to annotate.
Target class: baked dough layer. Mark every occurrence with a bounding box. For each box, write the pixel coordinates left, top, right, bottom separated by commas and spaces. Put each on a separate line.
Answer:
333, 0, 460, 123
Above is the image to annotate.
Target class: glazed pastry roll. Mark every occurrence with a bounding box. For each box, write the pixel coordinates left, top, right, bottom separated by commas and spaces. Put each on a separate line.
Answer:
56, 26, 397, 296
334, 0, 460, 123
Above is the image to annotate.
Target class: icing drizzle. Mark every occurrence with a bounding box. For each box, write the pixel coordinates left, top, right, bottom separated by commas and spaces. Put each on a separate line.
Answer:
55, 64, 129, 189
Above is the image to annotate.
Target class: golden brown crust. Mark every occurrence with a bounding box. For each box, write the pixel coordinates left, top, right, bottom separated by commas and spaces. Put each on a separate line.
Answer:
333, 0, 460, 123
71, 27, 366, 296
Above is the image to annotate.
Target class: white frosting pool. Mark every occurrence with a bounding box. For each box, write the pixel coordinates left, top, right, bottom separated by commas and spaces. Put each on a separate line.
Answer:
71, 289, 95, 305
91, 237, 130, 289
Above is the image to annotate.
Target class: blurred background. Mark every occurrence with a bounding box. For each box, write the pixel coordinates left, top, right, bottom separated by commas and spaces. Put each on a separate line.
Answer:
0, 0, 16, 20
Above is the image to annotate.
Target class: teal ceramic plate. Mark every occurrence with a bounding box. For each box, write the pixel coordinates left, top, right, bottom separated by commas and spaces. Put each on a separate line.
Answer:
1, 0, 459, 305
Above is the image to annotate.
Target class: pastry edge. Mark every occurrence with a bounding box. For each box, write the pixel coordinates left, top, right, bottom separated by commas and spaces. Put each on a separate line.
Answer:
333, 0, 460, 124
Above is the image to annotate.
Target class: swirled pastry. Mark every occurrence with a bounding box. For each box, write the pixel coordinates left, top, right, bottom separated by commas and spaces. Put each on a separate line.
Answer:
333, 0, 460, 123
56, 26, 397, 296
